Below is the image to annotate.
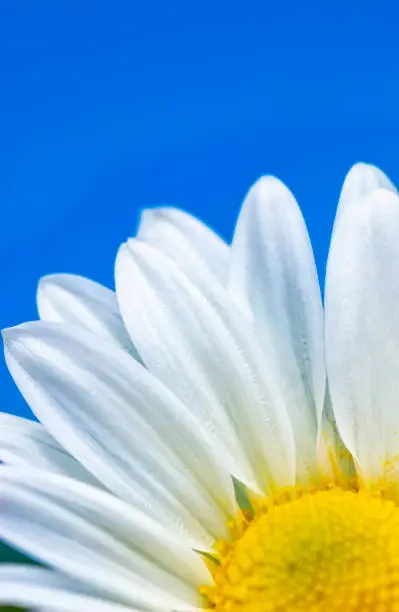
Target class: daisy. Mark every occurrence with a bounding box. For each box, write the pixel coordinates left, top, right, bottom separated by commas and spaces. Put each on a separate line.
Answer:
1, 162, 399, 611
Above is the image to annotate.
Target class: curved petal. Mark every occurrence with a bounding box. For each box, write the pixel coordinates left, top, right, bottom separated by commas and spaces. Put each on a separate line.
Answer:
229, 176, 325, 481
37, 274, 140, 359
0, 564, 146, 611
3, 321, 235, 549
334, 162, 396, 231
325, 188, 399, 485
138, 207, 229, 285
316, 387, 356, 486
0, 412, 102, 488
115, 239, 295, 494
0, 467, 207, 610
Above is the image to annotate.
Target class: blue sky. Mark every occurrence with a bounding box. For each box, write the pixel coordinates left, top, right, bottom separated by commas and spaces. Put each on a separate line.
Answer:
2, 1, 399, 418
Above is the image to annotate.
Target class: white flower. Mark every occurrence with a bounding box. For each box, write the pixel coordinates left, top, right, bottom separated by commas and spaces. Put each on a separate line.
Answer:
1, 162, 399, 611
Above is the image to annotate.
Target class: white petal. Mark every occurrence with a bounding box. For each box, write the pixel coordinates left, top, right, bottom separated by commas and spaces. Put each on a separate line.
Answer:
325, 187, 399, 483
37, 274, 140, 359
0, 467, 207, 610
115, 239, 295, 493
138, 207, 229, 284
334, 162, 396, 230
316, 387, 355, 485
3, 321, 235, 548
0, 412, 102, 488
229, 176, 325, 480
0, 564, 144, 612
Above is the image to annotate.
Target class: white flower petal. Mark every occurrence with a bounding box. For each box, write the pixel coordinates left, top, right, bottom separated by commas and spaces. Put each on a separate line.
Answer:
0, 564, 144, 612
0, 467, 207, 610
325, 187, 399, 483
229, 176, 325, 481
334, 162, 396, 230
115, 239, 295, 493
37, 274, 140, 359
0, 413, 102, 487
316, 387, 355, 485
3, 321, 235, 548
138, 207, 229, 284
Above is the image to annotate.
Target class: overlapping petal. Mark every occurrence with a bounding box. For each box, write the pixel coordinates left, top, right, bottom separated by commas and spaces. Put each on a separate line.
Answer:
325, 187, 399, 484
115, 239, 296, 493
229, 176, 325, 481
0, 467, 208, 610
138, 207, 229, 284
0, 564, 154, 611
334, 162, 396, 231
3, 321, 235, 548
0, 412, 102, 487
37, 274, 139, 359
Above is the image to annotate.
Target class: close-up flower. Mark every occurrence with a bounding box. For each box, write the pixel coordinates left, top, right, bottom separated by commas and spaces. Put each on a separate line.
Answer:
1, 162, 399, 611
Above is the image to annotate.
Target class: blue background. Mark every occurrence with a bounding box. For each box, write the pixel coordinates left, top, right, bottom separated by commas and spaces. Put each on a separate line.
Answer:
2, 1, 399, 418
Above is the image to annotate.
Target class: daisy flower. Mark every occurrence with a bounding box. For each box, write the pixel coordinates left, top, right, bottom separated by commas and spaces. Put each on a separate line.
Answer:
1, 162, 399, 611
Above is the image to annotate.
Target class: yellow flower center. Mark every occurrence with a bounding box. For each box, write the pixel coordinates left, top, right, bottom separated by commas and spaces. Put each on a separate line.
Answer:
203, 488, 399, 611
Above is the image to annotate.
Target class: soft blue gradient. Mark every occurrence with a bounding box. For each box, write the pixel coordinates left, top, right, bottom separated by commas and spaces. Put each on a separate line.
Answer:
2, 2, 399, 418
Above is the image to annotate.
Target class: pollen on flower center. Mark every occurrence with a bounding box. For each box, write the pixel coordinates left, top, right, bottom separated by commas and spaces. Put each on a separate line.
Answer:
203, 488, 399, 611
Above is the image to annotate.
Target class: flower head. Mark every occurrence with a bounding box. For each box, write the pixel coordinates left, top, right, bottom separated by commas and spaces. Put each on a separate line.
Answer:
1, 162, 399, 611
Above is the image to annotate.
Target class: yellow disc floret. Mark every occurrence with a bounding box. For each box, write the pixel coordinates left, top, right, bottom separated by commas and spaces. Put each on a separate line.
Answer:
204, 488, 399, 611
